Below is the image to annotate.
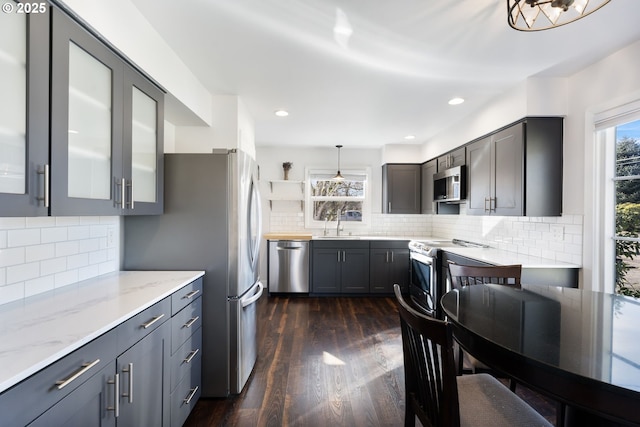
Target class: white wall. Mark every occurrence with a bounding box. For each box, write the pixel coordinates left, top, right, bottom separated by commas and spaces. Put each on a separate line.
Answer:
569, 39, 640, 291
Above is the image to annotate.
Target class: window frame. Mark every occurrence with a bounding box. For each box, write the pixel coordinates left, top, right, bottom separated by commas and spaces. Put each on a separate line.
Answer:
304, 167, 371, 230
594, 101, 640, 293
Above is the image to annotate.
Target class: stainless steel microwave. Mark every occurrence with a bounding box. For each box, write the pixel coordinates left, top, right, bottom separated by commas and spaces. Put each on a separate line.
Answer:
433, 165, 466, 202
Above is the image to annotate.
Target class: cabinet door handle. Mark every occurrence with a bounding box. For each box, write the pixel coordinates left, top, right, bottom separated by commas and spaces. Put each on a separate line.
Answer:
385, 251, 389, 263
141, 313, 165, 329
342, 251, 346, 262
37, 164, 50, 208
183, 316, 200, 329
126, 180, 134, 209
484, 197, 490, 212
388, 202, 391, 212
491, 197, 496, 212
55, 358, 100, 389
184, 348, 200, 364
122, 362, 133, 403
337, 251, 341, 263
183, 386, 199, 405
183, 289, 200, 299
107, 373, 120, 417
391, 251, 394, 263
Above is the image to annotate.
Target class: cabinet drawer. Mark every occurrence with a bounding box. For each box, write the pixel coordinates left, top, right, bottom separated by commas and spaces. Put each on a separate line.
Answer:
171, 277, 203, 316
171, 297, 202, 354
117, 297, 170, 354
0, 329, 117, 427
170, 361, 202, 427
170, 329, 202, 392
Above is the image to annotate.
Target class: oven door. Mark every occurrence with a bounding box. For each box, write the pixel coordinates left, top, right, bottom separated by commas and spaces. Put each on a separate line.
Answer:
409, 251, 437, 317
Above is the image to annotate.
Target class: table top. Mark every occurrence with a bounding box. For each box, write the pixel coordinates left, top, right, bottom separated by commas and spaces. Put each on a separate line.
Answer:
441, 284, 640, 425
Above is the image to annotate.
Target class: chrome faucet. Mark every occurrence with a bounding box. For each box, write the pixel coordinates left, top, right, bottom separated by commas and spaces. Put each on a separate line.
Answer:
323, 218, 329, 236
337, 217, 342, 236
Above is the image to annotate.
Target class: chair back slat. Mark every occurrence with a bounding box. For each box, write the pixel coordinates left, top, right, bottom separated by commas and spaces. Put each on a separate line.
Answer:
394, 285, 460, 427
448, 264, 522, 289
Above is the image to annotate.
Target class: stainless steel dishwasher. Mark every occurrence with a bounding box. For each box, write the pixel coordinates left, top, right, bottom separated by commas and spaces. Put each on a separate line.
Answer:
268, 240, 309, 293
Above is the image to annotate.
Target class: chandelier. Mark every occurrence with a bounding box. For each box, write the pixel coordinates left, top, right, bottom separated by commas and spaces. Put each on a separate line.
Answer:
507, 0, 611, 31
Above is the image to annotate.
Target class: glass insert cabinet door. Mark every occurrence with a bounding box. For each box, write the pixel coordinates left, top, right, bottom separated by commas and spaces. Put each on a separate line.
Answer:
122, 69, 164, 215
50, 6, 123, 215
0, 3, 49, 216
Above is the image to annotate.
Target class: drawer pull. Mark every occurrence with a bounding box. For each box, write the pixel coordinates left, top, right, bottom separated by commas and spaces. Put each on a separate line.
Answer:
107, 373, 120, 417
183, 289, 200, 299
184, 348, 200, 364
55, 358, 100, 390
183, 316, 200, 329
183, 386, 199, 405
141, 313, 165, 329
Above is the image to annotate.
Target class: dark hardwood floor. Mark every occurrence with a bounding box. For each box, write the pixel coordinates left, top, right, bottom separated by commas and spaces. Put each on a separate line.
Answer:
183, 295, 557, 427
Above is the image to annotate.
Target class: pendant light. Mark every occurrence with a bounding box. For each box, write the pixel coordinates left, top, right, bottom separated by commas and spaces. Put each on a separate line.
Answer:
507, 0, 610, 31
333, 145, 345, 181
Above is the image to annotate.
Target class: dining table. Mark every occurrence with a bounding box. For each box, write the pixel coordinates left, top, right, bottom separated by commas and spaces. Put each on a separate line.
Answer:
440, 283, 640, 426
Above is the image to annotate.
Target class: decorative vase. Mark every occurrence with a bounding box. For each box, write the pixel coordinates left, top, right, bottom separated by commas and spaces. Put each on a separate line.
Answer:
284, 169, 289, 180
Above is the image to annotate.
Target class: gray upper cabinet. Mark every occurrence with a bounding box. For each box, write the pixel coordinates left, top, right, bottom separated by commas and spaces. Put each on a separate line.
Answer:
1, 3, 163, 217
437, 147, 466, 171
0, 2, 50, 216
382, 164, 421, 214
122, 68, 164, 215
50, 6, 124, 215
466, 117, 562, 216
421, 160, 437, 214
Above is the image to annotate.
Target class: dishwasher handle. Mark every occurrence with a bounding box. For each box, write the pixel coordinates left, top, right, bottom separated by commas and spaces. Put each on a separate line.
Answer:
275, 241, 306, 250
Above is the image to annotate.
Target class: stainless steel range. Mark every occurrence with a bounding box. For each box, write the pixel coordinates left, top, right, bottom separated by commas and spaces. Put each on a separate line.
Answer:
408, 239, 488, 318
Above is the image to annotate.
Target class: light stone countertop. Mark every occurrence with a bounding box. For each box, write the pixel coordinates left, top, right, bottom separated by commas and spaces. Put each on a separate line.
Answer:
0, 270, 204, 394
442, 247, 581, 269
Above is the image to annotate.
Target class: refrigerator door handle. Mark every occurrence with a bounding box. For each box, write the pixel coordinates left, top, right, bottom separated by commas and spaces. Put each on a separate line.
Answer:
241, 281, 264, 308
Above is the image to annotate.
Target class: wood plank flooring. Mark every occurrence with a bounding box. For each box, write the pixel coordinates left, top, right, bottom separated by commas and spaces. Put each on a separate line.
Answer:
183, 295, 557, 427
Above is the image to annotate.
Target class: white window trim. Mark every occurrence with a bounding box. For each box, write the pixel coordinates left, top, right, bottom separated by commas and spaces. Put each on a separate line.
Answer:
592, 101, 640, 293
304, 167, 371, 231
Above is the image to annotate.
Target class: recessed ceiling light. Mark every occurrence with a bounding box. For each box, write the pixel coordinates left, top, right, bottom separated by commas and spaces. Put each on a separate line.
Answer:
448, 97, 464, 106
274, 110, 289, 117
404, 135, 416, 140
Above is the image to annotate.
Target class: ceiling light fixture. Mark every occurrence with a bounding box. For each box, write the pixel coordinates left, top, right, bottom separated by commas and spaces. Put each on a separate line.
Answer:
332, 145, 345, 181
448, 97, 465, 105
404, 135, 416, 140
274, 110, 289, 117
507, 0, 610, 31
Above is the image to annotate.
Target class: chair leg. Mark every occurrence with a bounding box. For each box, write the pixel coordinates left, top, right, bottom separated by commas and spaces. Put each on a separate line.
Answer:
556, 401, 566, 427
509, 378, 517, 392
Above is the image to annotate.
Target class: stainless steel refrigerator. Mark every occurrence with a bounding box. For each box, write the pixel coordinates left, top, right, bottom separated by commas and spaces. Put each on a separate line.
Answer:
123, 150, 263, 397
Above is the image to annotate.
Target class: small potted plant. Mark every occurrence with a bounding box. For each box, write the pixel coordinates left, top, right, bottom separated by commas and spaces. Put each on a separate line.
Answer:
282, 162, 293, 180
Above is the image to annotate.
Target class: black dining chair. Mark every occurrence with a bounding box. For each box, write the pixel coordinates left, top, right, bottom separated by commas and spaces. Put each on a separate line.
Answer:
447, 263, 522, 391
393, 284, 552, 427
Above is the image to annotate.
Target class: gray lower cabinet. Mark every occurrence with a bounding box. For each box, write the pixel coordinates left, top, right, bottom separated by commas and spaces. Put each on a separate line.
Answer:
169, 278, 203, 427
382, 164, 421, 214
466, 117, 563, 216
0, 279, 202, 427
370, 241, 410, 294
311, 241, 370, 294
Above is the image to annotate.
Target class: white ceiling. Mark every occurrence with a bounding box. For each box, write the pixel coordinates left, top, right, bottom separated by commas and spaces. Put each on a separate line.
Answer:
130, 0, 640, 148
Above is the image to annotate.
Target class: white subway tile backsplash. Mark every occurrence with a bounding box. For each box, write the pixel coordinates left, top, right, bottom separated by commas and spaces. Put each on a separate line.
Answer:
7, 262, 40, 283
0, 247, 26, 268
26, 244, 55, 262
42, 227, 68, 243
8, 228, 41, 247
25, 276, 54, 298
0, 216, 121, 305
